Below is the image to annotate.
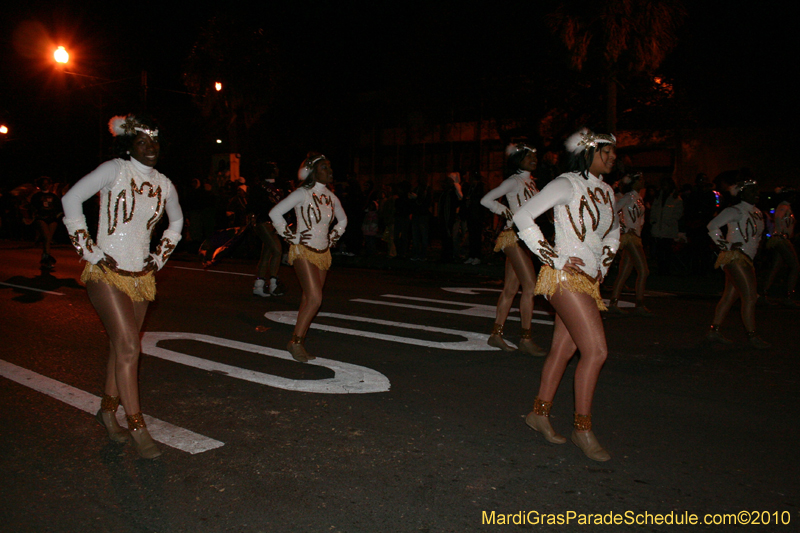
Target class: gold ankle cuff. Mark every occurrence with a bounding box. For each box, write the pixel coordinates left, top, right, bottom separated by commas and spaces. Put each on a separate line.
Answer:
574, 413, 592, 431
532, 397, 552, 417
100, 394, 120, 412
290, 334, 305, 345
490, 323, 504, 336
520, 328, 532, 340
126, 412, 147, 431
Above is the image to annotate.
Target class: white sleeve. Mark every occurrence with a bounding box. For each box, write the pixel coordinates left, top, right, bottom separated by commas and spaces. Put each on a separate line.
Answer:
480, 179, 516, 218
269, 188, 305, 242
150, 183, 184, 270
329, 196, 348, 246
61, 160, 120, 264
707, 207, 739, 250
600, 196, 621, 278
513, 177, 573, 268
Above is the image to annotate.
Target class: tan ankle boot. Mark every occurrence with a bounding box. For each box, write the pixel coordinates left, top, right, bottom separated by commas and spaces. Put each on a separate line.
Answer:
487, 323, 515, 351
571, 413, 610, 461
518, 329, 546, 356
96, 395, 129, 443
126, 413, 162, 459
525, 398, 566, 443
287, 335, 314, 362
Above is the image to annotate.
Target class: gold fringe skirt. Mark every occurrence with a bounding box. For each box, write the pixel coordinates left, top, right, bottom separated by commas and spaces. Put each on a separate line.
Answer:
288, 244, 332, 271
619, 232, 642, 249
81, 263, 156, 302
494, 228, 518, 252
534, 265, 606, 310
714, 249, 753, 269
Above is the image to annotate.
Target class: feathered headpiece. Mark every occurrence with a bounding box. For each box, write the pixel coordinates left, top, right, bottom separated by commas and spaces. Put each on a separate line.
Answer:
565, 128, 615, 154
505, 143, 536, 158
108, 115, 158, 140
731, 180, 757, 197
298, 154, 327, 181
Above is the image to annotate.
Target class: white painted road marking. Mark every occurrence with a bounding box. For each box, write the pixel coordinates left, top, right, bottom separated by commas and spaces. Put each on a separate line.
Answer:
352, 294, 555, 325
265, 310, 515, 350
0, 359, 224, 455
170, 266, 253, 276
141, 332, 391, 394
0, 282, 64, 295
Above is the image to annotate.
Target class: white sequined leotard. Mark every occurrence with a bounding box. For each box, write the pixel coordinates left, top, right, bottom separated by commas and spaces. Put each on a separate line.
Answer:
514, 171, 620, 278
269, 182, 347, 250
480, 171, 539, 229
61, 158, 183, 271
707, 201, 764, 260
616, 190, 645, 237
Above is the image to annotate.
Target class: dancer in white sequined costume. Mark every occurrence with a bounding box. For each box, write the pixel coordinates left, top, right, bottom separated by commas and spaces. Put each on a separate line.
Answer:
607, 173, 651, 315
706, 180, 770, 349
512, 129, 619, 462
270, 153, 347, 362
479, 143, 545, 356
61, 114, 183, 459
762, 188, 798, 307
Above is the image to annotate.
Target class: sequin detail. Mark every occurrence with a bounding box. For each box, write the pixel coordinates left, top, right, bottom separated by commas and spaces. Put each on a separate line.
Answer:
535, 265, 606, 311
494, 228, 518, 252
574, 413, 592, 431
533, 398, 552, 417
126, 412, 147, 431
491, 323, 504, 336
288, 244, 332, 271
100, 394, 120, 412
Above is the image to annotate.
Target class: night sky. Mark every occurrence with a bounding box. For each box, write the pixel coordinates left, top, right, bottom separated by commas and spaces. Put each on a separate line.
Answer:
0, 0, 794, 188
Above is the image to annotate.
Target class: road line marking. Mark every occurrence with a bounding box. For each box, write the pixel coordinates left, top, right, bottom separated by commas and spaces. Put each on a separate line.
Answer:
170, 266, 252, 276
382, 293, 553, 316
265, 310, 515, 350
142, 332, 390, 394
352, 296, 554, 325
0, 359, 224, 454
0, 282, 64, 295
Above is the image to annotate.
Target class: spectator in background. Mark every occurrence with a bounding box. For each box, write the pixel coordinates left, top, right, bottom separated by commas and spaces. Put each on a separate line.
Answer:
439, 172, 463, 262
649, 177, 684, 275
29, 176, 62, 268
393, 180, 412, 259
410, 175, 431, 261
462, 169, 485, 265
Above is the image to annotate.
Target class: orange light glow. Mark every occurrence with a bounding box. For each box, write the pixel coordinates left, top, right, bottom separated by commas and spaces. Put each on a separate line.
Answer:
215, 82, 222, 91
54, 46, 69, 64
0, 125, 8, 134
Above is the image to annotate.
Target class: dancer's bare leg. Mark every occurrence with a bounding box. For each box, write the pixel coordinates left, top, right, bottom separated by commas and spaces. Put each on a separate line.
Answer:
293, 259, 327, 338
87, 281, 149, 415
629, 241, 650, 303
504, 244, 536, 329
610, 246, 633, 302
537, 289, 607, 415
255, 222, 282, 279
494, 255, 521, 326
712, 267, 740, 327
727, 261, 758, 332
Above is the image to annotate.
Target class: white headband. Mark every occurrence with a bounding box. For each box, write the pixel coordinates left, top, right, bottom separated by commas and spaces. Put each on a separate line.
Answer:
505, 143, 536, 158
298, 155, 327, 180
565, 128, 615, 154
108, 115, 158, 140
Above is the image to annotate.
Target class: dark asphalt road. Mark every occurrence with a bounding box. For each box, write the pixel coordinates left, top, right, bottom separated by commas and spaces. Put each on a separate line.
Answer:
1, 241, 798, 532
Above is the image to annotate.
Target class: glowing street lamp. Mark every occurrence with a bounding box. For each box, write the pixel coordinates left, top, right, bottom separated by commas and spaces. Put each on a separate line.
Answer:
54, 46, 69, 65
0, 125, 8, 135
215, 82, 223, 92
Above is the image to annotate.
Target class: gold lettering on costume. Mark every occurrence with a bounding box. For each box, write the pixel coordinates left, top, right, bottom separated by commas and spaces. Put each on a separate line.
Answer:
515, 178, 538, 208
154, 237, 176, 262
107, 178, 164, 235
301, 191, 333, 230
739, 209, 763, 243
565, 186, 614, 242
602, 245, 616, 267
69, 229, 95, 255
537, 239, 558, 267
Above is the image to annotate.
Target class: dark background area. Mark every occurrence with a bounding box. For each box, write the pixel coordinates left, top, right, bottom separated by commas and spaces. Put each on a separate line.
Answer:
0, 0, 795, 189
